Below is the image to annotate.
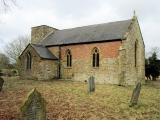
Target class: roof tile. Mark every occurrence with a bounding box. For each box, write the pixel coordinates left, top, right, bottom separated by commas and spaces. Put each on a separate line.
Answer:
41, 19, 131, 46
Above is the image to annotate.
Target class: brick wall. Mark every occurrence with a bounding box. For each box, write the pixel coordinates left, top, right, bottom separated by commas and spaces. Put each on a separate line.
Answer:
20, 17, 145, 85
59, 41, 122, 84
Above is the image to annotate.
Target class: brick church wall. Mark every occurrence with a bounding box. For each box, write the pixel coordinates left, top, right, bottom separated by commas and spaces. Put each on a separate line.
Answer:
19, 17, 145, 85
60, 41, 122, 84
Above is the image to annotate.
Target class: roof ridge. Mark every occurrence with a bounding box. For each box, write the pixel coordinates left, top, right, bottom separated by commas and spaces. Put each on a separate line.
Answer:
40, 18, 132, 46
58, 19, 132, 31
31, 44, 58, 60
31, 43, 45, 47
39, 30, 56, 45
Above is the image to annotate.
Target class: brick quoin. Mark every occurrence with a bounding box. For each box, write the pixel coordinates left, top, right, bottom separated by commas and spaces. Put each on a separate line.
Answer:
61, 41, 122, 60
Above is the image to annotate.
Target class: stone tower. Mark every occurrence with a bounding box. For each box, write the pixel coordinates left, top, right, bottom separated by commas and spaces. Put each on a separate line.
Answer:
31, 25, 58, 44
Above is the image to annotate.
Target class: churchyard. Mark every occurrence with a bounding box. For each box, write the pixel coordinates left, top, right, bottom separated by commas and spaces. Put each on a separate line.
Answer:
0, 76, 160, 120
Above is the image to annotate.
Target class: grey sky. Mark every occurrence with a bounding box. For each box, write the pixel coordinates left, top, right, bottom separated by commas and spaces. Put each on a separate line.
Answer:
0, 0, 159, 56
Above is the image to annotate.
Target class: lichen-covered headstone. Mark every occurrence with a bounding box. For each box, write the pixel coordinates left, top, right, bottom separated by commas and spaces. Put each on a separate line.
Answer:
129, 82, 141, 107
0, 77, 4, 91
21, 88, 46, 120
88, 76, 95, 93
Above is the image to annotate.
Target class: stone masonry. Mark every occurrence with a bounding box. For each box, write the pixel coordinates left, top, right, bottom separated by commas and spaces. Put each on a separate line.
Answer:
19, 45, 58, 80
120, 16, 145, 85
60, 41, 122, 84
31, 25, 58, 44
19, 15, 145, 85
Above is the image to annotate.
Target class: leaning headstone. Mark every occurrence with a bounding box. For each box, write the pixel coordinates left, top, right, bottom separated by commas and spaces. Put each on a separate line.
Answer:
21, 88, 46, 120
0, 77, 4, 91
88, 76, 95, 93
129, 82, 141, 107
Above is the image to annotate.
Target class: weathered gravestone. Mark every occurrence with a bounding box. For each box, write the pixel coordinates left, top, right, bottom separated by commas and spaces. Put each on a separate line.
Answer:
0, 69, 3, 76
21, 88, 46, 120
88, 76, 95, 93
0, 77, 4, 91
129, 82, 141, 107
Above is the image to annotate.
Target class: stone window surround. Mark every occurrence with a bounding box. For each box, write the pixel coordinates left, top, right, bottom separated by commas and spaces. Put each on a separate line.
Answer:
92, 47, 100, 68
66, 49, 72, 67
26, 52, 32, 70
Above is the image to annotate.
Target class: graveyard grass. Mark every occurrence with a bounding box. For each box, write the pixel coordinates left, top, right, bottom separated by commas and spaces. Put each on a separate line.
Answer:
0, 77, 160, 120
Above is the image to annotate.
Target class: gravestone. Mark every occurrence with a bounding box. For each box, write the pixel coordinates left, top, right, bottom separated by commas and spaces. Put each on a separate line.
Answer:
88, 76, 95, 93
21, 88, 46, 120
129, 82, 141, 107
0, 69, 3, 76
0, 77, 4, 91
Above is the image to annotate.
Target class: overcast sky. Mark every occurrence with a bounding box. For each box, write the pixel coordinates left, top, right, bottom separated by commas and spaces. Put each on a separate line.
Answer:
0, 0, 159, 56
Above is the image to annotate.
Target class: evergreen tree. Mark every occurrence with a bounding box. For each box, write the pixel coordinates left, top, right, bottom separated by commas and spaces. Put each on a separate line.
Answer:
148, 52, 160, 80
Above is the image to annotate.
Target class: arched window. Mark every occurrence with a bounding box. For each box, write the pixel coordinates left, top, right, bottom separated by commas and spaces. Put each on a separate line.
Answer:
135, 41, 137, 67
26, 52, 32, 70
92, 48, 99, 67
66, 49, 72, 67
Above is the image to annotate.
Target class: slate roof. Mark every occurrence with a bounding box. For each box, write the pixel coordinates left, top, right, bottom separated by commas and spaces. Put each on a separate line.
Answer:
31, 44, 58, 60
41, 19, 132, 46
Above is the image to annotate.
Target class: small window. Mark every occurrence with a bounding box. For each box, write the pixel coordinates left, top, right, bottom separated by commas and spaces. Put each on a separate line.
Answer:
26, 52, 32, 70
92, 48, 99, 67
66, 49, 72, 67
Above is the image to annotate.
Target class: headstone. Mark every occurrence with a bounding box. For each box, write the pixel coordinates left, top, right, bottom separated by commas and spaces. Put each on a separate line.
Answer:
0, 77, 4, 91
21, 88, 46, 120
88, 76, 95, 93
0, 69, 3, 76
129, 82, 141, 107
118, 71, 125, 86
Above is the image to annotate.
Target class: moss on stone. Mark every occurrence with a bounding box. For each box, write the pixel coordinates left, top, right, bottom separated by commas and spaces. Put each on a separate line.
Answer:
20, 88, 46, 120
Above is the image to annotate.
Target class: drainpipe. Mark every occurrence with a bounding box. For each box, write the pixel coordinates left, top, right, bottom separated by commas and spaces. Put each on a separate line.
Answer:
58, 46, 61, 79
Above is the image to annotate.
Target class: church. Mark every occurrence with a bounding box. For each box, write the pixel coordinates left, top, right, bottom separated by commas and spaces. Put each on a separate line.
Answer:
19, 14, 145, 85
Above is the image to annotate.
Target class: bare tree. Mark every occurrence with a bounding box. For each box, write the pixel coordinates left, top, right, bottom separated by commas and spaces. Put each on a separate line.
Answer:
0, 0, 16, 12
5, 35, 30, 63
0, 53, 9, 68
146, 47, 160, 59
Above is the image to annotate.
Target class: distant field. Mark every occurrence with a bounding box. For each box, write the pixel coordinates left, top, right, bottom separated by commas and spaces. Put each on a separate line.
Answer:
0, 77, 160, 120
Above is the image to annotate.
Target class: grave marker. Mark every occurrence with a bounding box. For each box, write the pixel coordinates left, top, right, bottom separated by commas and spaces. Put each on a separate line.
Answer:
88, 76, 95, 93
0, 77, 4, 91
21, 88, 46, 120
129, 82, 141, 107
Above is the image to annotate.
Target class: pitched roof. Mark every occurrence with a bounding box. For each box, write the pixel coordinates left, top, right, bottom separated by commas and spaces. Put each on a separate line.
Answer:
41, 19, 131, 46
31, 44, 58, 60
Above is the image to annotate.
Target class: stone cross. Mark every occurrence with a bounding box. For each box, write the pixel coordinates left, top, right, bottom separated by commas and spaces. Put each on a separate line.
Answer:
88, 76, 95, 93
129, 82, 141, 107
21, 88, 46, 120
0, 77, 4, 92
